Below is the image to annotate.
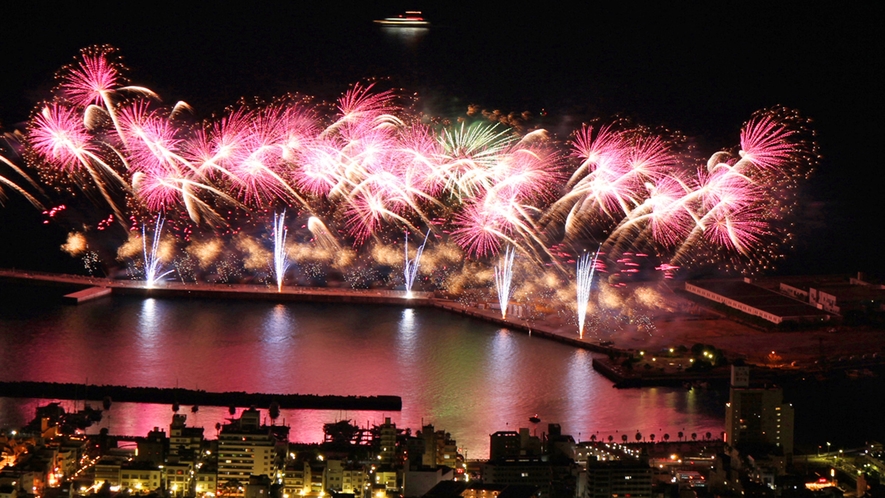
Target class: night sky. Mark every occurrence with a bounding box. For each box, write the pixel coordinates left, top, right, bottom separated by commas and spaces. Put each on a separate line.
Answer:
1, 2, 882, 276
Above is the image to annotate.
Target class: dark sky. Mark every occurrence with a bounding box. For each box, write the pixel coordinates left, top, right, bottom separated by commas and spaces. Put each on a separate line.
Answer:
1, 2, 882, 275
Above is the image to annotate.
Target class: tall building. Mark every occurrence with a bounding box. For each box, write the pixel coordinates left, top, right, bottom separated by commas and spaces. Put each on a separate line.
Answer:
490, 429, 542, 461
378, 417, 397, 465
724, 367, 794, 455
169, 414, 204, 457
217, 408, 288, 495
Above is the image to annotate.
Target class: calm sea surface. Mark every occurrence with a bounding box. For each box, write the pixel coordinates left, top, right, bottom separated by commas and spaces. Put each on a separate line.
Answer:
0, 282, 724, 458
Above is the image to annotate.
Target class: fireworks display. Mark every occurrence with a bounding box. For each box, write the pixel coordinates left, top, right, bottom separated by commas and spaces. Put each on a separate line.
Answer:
494, 247, 516, 319
272, 210, 289, 292
403, 230, 430, 297
576, 250, 599, 339
142, 215, 172, 287
1, 46, 822, 335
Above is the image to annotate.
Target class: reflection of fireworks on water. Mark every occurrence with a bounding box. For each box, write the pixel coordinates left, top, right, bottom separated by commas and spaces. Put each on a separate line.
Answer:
2, 47, 823, 311
494, 247, 515, 319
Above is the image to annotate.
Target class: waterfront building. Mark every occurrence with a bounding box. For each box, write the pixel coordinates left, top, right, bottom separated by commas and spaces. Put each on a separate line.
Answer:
217, 408, 288, 495
372, 467, 398, 492
417, 425, 455, 467
119, 461, 162, 493
724, 367, 794, 456
378, 417, 397, 465
489, 430, 541, 461
324, 459, 368, 494
777, 274, 885, 315
281, 460, 310, 497
93, 456, 124, 487
545, 424, 576, 462
194, 463, 218, 496
164, 461, 193, 497
170, 414, 204, 457
136, 427, 167, 465
685, 279, 831, 324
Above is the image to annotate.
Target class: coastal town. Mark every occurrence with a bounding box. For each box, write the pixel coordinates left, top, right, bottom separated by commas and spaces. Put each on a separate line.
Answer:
0, 364, 882, 498
1, 269, 884, 498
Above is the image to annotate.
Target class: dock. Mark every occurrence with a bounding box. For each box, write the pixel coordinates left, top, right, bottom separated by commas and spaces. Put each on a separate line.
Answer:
63, 286, 112, 304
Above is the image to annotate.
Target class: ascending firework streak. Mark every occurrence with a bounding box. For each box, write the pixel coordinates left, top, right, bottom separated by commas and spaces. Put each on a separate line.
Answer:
576, 250, 600, 339
143, 215, 172, 287
403, 230, 430, 298
494, 247, 516, 319
272, 210, 289, 292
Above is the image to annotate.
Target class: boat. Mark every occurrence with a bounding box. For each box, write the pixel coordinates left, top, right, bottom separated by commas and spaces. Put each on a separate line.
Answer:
529, 414, 540, 424
374, 11, 429, 27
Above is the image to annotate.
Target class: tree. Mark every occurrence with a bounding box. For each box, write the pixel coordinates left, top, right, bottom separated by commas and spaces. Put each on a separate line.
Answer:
608, 435, 614, 443
102, 396, 112, 431
705, 432, 712, 441
635, 432, 642, 442
678, 431, 684, 442
229, 406, 236, 416
269, 401, 280, 425
622, 434, 628, 444
691, 433, 697, 441
590, 434, 596, 442
649, 433, 655, 443
324, 420, 360, 446
172, 401, 180, 413
663, 433, 670, 442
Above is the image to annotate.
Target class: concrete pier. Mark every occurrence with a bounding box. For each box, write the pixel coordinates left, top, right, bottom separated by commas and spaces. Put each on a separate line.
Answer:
63, 286, 112, 304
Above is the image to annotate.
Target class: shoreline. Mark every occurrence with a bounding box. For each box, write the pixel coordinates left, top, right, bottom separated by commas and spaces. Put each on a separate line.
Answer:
3, 269, 884, 389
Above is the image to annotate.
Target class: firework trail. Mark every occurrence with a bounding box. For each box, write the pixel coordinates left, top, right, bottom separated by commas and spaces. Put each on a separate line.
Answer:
272, 210, 289, 292
403, 230, 430, 297
576, 249, 600, 339
494, 247, 516, 319
143, 215, 173, 287
0, 131, 44, 208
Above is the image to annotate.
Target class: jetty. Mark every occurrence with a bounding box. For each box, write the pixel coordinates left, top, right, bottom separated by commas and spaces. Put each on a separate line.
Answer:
0, 381, 402, 411
63, 286, 112, 303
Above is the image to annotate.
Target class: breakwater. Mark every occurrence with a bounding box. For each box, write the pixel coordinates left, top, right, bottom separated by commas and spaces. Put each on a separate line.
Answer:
0, 381, 402, 411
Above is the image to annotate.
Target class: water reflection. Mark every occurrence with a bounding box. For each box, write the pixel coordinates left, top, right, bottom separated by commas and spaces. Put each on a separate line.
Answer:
0, 292, 725, 458
379, 26, 428, 48
137, 298, 160, 339
261, 304, 295, 372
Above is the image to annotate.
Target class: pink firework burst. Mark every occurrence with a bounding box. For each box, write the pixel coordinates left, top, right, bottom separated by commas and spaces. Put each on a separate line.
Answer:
642, 174, 695, 248
117, 101, 190, 177
450, 194, 528, 258
58, 46, 123, 109
29, 103, 96, 172
738, 113, 796, 172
